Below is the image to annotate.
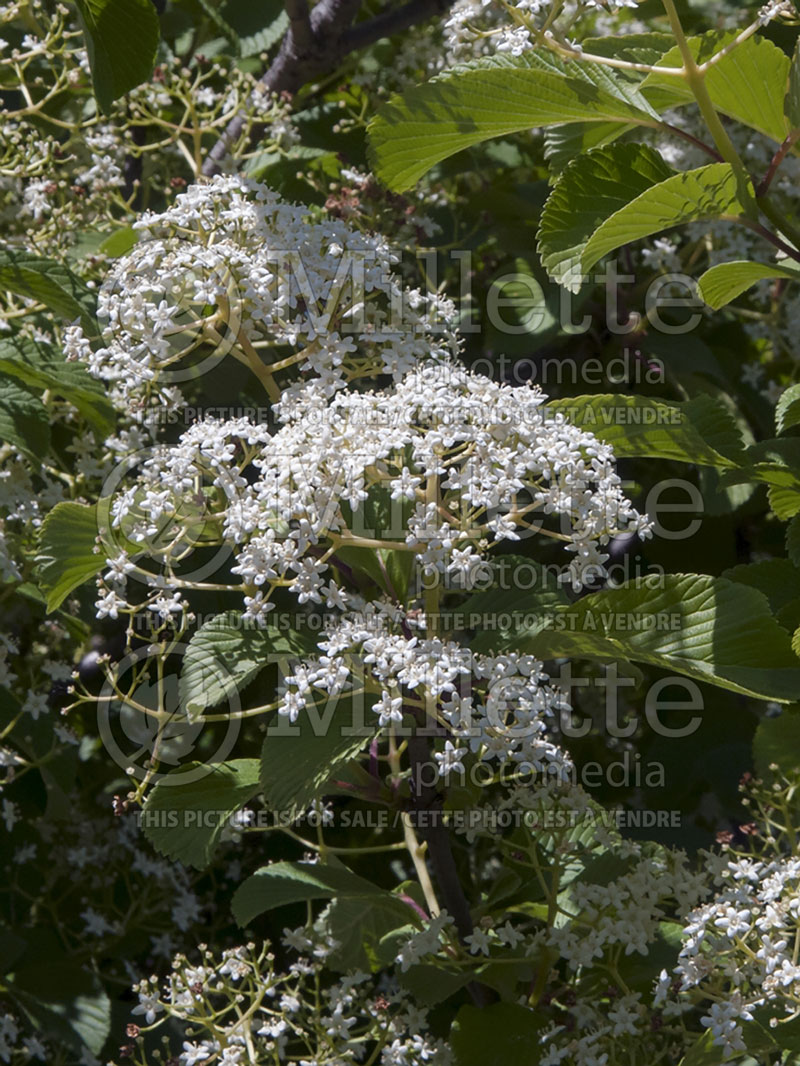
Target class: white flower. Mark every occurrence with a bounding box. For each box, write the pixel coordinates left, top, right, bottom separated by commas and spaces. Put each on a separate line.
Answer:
132, 992, 163, 1025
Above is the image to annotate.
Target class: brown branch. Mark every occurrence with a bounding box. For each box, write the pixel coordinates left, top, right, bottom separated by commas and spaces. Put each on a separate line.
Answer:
406, 726, 495, 1008
757, 128, 800, 198
202, 0, 454, 176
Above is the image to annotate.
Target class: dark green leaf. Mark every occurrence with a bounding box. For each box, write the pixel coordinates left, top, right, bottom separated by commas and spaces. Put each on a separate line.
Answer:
73, 0, 160, 112
36, 502, 102, 612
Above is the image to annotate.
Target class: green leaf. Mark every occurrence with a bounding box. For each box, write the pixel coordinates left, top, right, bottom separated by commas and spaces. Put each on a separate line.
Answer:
754, 709, 800, 781
73, 0, 160, 112
231, 860, 413, 926
325, 897, 413, 973
543, 393, 743, 467
0, 247, 96, 332
722, 559, 800, 616
777, 383, 800, 435
400, 965, 473, 1006
697, 260, 798, 311
0, 337, 115, 436
367, 51, 659, 192
788, 516, 800, 567
0, 378, 50, 461
179, 611, 314, 716
508, 575, 800, 702
579, 164, 747, 283
787, 38, 800, 129
11, 963, 111, 1056
36, 502, 102, 612
141, 759, 261, 869
643, 32, 791, 143
451, 1002, 546, 1066
538, 143, 673, 290
261, 695, 377, 817
98, 226, 137, 258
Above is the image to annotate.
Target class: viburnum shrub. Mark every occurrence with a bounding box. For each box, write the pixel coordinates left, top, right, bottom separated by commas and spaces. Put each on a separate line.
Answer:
5, 0, 800, 1064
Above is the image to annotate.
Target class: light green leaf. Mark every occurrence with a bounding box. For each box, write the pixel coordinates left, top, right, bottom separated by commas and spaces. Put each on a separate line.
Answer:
579, 164, 747, 284
261, 695, 377, 817
643, 31, 791, 143
0, 379, 50, 461
544, 393, 743, 467
179, 611, 314, 716
777, 383, 800, 435
0, 247, 96, 333
73, 0, 160, 112
98, 226, 137, 258
231, 860, 414, 927
538, 143, 673, 290
141, 759, 261, 869
697, 260, 798, 310
506, 575, 800, 702
0, 337, 114, 436
367, 51, 659, 192
36, 502, 102, 612
770, 484, 800, 521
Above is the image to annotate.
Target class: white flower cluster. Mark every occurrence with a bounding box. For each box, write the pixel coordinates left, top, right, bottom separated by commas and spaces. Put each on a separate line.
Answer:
281, 603, 571, 775
96, 360, 650, 622
67, 175, 459, 413
676, 855, 800, 1055
128, 939, 452, 1066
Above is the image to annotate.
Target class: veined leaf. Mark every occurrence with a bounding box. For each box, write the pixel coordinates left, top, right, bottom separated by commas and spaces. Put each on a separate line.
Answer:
503, 575, 800, 702
451, 1003, 548, 1066
777, 383, 800, 435
543, 393, 744, 467
261, 695, 378, 817
579, 164, 747, 284
643, 31, 791, 143
36, 502, 103, 612
142, 759, 261, 869
698, 261, 798, 310
0, 337, 114, 435
232, 860, 414, 927
0, 379, 50, 461
367, 51, 659, 192
0, 247, 96, 332
179, 611, 315, 716
538, 143, 673, 291
73, 0, 160, 112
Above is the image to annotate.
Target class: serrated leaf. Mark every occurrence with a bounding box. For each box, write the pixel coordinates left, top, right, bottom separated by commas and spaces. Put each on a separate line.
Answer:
504, 575, 800, 702
179, 611, 314, 715
643, 31, 791, 143
0, 336, 114, 435
723, 559, 800, 615
73, 0, 160, 112
261, 695, 377, 816
231, 860, 413, 926
698, 260, 798, 311
0, 247, 96, 332
544, 393, 742, 467
36, 502, 102, 612
367, 51, 660, 192
0, 378, 50, 461
141, 759, 261, 868
579, 164, 747, 283
538, 143, 673, 290
777, 383, 800, 435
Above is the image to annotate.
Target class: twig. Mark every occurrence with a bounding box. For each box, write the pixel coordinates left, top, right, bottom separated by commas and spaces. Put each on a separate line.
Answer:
757, 129, 800, 198
202, 0, 454, 176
